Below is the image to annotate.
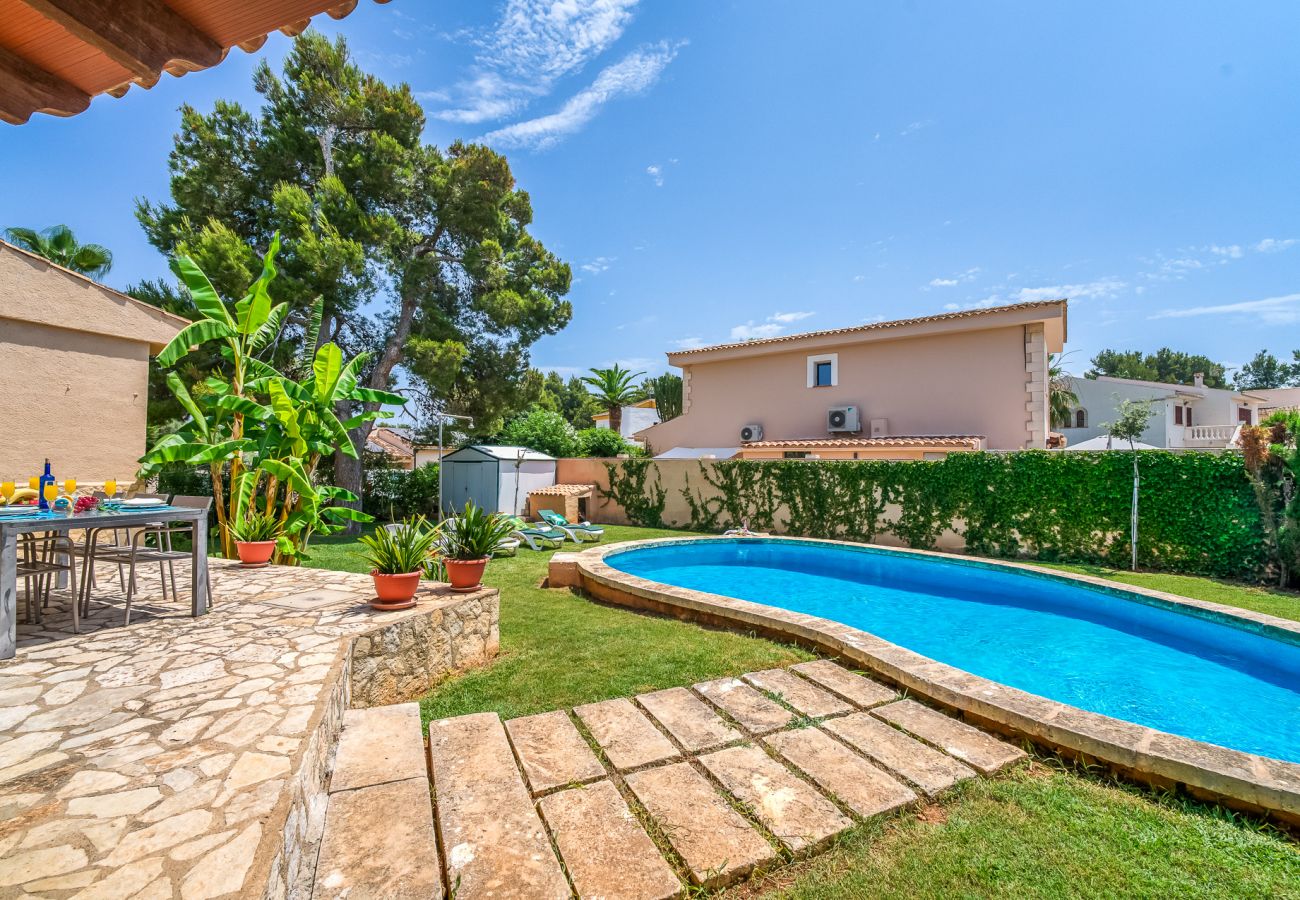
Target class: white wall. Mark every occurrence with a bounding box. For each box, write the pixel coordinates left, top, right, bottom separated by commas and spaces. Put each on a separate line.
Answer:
497, 460, 557, 516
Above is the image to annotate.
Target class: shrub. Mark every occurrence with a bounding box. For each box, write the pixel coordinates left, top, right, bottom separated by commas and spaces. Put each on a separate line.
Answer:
577, 427, 632, 458
364, 464, 439, 521
500, 408, 579, 458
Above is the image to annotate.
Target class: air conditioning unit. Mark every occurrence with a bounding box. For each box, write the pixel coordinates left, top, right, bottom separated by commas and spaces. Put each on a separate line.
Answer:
827, 406, 861, 433
739, 423, 764, 442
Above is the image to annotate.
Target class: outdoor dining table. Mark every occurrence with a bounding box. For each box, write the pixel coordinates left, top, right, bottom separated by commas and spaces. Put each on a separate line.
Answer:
0, 505, 209, 660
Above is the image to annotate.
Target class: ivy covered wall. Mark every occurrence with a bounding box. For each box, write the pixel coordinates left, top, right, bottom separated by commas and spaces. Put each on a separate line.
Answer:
594, 452, 1265, 580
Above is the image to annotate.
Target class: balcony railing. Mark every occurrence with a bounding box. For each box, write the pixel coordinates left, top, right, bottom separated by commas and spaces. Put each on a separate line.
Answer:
1185, 424, 1238, 444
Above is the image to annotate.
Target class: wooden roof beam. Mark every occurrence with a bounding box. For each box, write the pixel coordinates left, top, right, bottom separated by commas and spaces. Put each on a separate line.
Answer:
18, 0, 223, 81
0, 45, 88, 124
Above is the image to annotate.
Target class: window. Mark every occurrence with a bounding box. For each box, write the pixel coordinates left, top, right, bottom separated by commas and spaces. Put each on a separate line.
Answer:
806, 353, 838, 388
1174, 406, 1183, 425
1074, 408, 1087, 428
1238, 406, 1252, 424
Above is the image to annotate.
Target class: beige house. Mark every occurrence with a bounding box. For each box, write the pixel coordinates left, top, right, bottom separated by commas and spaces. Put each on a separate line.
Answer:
637, 300, 1067, 459
0, 240, 187, 484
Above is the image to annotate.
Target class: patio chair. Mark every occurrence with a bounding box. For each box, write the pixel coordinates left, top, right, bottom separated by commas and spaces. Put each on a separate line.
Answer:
508, 518, 566, 551
537, 509, 604, 543
16, 531, 78, 626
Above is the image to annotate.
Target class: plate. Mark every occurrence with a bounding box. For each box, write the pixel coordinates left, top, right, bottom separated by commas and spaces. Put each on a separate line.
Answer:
121, 498, 166, 507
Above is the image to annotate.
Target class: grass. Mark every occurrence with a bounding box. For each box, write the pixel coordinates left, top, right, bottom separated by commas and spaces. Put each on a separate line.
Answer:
734, 762, 1300, 899
305, 524, 1300, 897
307, 523, 813, 721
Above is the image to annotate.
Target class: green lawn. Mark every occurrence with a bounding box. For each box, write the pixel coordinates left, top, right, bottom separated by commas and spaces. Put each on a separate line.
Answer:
305, 525, 1300, 897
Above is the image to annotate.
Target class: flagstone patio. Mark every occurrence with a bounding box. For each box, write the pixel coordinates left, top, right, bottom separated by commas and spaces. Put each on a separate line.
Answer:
0, 558, 498, 898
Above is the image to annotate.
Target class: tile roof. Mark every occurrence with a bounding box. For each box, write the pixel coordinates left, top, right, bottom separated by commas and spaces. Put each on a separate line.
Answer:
669, 300, 1065, 358
528, 483, 596, 496
742, 436, 985, 450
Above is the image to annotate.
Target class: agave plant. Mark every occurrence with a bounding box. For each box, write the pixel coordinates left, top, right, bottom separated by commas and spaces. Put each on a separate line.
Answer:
229, 512, 281, 543
437, 502, 517, 560
138, 234, 406, 562
358, 519, 439, 575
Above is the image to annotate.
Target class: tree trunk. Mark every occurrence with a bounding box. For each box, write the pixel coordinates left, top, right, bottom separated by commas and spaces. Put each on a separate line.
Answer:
609, 404, 622, 436
1130, 450, 1140, 571
333, 424, 367, 535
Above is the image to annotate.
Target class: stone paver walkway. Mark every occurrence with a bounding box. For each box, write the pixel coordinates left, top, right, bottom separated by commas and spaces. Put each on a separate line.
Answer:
0, 559, 497, 898
429, 661, 1028, 898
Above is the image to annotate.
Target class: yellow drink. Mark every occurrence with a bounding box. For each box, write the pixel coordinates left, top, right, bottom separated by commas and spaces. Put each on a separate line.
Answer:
1, 481, 13, 502
105, 479, 117, 497
64, 478, 76, 494
42, 483, 57, 505
29, 476, 39, 491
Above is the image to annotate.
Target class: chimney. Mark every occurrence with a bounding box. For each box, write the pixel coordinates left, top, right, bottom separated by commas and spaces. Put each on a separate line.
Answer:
1193, 372, 1204, 388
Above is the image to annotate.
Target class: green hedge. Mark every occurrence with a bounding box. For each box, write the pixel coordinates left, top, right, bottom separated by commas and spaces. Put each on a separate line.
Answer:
603, 452, 1266, 580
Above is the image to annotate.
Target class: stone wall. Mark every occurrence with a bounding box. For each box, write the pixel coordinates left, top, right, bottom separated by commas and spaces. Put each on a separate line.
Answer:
261, 586, 500, 900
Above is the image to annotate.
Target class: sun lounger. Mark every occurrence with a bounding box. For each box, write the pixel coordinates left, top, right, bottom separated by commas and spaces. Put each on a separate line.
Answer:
538, 509, 604, 543
509, 518, 566, 550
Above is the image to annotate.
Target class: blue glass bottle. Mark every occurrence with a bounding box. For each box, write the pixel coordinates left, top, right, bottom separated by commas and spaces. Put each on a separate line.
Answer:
38, 458, 54, 511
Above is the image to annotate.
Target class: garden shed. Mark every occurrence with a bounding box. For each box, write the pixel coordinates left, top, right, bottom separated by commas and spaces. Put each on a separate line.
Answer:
440, 445, 557, 516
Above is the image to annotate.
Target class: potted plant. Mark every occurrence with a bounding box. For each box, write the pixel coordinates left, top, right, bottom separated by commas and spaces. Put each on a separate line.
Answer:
358, 518, 438, 610
230, 512, 281, 568
437, 502, 516, 592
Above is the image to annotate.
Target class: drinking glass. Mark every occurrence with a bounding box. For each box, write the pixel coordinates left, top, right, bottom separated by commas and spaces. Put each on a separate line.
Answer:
1, 481, 13, 503
29, 476, 39, 491
104, 478, 118, 497
42, 483, 58, 506
64, 478, 77, 495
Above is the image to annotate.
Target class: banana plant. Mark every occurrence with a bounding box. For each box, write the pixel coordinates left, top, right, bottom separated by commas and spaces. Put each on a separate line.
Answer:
139, 234, 406, 562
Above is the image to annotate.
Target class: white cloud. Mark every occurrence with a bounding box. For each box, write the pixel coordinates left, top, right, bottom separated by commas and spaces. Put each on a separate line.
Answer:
1256, 237, 1298, 253
728, 310, 815, 341
483, 41, 683, 150
730, 321, 785, 341
1011, 278, 1125, 303
1207, 244, 1243, 258
928, 278, 958, 287
769, 311, 815, 324
413, 88, 451, 103
899, 119, 933, 137
672, 336, 707, 350
924, 267, 979, 289
581, 256, 616, 274
852, 274, 866, 282
1148, 292, 1300, 325
434, 0, 640, 124
616, 314, 657, 331
646, 164, 663, 186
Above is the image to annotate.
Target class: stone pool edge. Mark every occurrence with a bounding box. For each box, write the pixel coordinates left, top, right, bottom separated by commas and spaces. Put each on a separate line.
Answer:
554, 536, 1300, 824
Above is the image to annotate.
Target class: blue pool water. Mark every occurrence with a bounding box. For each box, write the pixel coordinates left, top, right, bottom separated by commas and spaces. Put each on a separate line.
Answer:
608, 540, 1300, 763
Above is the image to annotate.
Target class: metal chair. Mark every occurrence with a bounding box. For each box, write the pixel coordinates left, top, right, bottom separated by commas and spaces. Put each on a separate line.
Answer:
16, 531, 77, 626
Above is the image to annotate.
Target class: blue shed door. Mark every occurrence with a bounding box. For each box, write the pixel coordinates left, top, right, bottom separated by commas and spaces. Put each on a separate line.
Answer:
446, 461, 497, 514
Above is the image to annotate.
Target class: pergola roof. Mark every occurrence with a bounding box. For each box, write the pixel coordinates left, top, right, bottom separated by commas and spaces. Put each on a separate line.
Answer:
0, 0, 390, 125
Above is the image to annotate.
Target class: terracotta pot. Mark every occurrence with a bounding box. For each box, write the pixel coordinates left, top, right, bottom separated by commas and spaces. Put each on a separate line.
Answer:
444, 557, 489, 593
235, 540, 276, 568
370, 570, 422, 610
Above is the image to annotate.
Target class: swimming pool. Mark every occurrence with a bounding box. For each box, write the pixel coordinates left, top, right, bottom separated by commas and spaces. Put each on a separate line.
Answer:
606, 539, 1300, 764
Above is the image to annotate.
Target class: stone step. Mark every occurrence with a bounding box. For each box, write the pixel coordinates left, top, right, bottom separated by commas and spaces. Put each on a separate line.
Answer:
697, 744, 851, 854
330, 703, 429, 792
637, 687, 744, 752
821, 713, 976, 797
872, 699, 1027, 774
625, 761, 776, 889
573, 698, 680, 772
314, 703, 442, 899
538, 780, 682, 900
765, 726, 917, 819
790, 660, 898, 709
742, 669, 853, 718
505, 710, 606, 795
427, 712, 569, 899
693, 677, 794, 735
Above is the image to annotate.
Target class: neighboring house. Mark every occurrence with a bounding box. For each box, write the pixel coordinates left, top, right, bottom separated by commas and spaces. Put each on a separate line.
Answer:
1256, 387, 1300, 418
593, 399, 660, 442
1059, 374, 1264, 449
0, 239, 187, 483
637, 300, 1066, 459
412, 444, 454, 469
365, 426, 415, 470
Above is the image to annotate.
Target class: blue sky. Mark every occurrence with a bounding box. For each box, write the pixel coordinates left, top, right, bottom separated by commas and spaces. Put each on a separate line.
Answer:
3, 1, 1299, 380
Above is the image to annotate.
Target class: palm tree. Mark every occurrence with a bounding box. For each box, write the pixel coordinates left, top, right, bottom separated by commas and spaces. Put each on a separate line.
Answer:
1048, 353, 1079, 429
4, 225, 113, 279
581, 365, 645, 434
